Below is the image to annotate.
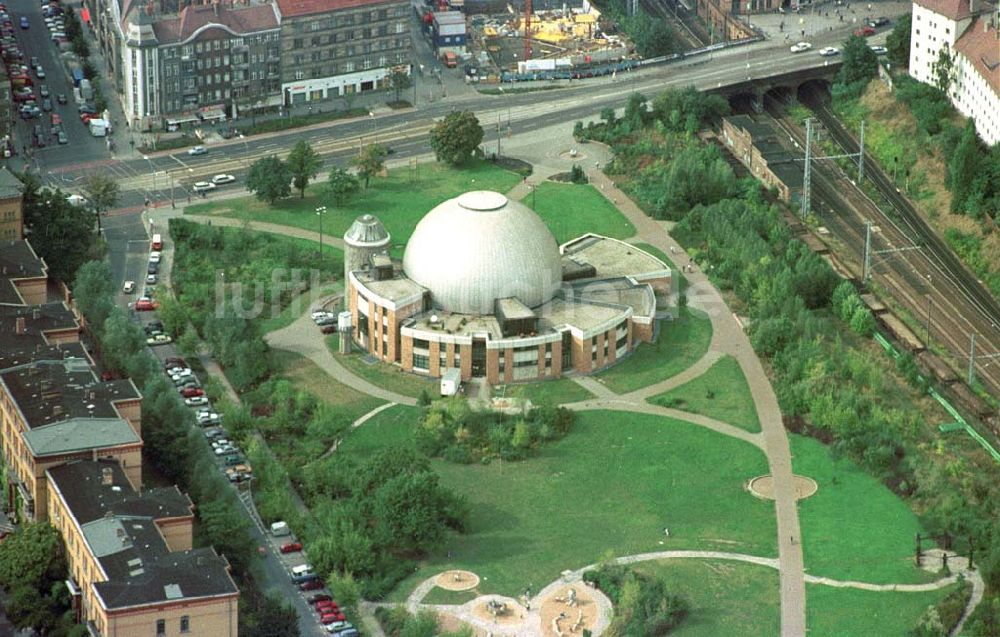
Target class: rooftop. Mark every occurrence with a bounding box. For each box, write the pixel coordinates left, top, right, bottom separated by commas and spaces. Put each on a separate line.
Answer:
560, 235, 670, 282
344, 214, 390, 246
0, 341, 88, 376
354, 266, 427, 308
914, 0, 995, 21
0, 166, 24, 200
23, 417, 141, 456
0, 358, 140, 429
0, 240, 46, 304
276, 0, 398, 18
0, 301, 79, 345
47, 461, 236, 611
150, 2, 279, 44
955, 16, 1000, 96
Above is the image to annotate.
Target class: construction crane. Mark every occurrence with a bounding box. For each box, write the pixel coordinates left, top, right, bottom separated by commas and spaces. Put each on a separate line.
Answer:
524, 0, 532, 60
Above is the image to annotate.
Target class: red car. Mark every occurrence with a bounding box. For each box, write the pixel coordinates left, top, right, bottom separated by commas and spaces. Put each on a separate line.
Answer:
134, 299, 158, 311
50, 113, 61, 125
179, 387, 205, 398
315, 601, 339, 612
308, 594, 332, 604
165, 357, 187, 368
853, 26, 875, 36
320, 613, 346, 625
299, 579, 325, 591
279, 542, 302, 554
80, 113, 92, 124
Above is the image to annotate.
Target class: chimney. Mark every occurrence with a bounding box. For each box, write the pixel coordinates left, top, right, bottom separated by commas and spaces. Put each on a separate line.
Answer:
15, 316, 25, 334
102, 467, 114, 486
32, 307, 39, 319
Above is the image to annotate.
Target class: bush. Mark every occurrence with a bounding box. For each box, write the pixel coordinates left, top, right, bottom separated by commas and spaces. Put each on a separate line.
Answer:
570, 164, 588, 184
584, 564, 689, 635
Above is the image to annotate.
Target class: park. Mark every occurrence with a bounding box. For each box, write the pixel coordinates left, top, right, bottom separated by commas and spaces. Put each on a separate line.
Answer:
153, 101, 990, 636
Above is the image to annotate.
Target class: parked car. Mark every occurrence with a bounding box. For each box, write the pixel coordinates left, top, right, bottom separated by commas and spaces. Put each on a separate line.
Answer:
853, 25, 875, 36
324, 620, 350, 632
165, 357, 187, 367
38, 84, 47, 98
868, 16, 890, 27
211, 174, 236, 185
869, 45, 888, 55
279, 542, 303, 554
204, 428, 225, 439
308, 594, 333, 605
78, 104, 97, 114
122, 280, 136, 294
41, 98, 51, 111
299, 579, 325, 592
34, 66, 44, 78
315, 600, 339, 612
188, 145, 207, 155
223, 454, 243, 466
146, 333, 172, 346
320, 324, 337, 334
134, 299, 158, 311
319, 612, 346, 624
146, 274, 157, 285
185, 396, 209, 407
149, 251, 161, 263
19, 16, 28, 28
179, 387, 205, 398
56, 93, 66, 103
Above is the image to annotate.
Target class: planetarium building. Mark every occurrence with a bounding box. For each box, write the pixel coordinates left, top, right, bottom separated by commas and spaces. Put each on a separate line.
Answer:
345, 191, 672, 384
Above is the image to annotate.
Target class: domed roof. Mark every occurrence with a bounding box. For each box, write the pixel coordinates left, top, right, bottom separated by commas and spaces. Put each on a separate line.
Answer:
344, 214, 390, 246
403, 191, 562, 314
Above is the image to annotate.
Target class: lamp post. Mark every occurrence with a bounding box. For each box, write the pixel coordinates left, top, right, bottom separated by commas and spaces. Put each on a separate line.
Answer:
142, 154, 156, 192
498, 86, 511, 136
239, 134, 250, 169
316, 206, 327, 270
369, 111, 377, 145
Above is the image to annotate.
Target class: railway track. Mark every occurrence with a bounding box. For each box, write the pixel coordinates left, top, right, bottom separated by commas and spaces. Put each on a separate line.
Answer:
638, 0, 707, 49
760, 95, 1000, 405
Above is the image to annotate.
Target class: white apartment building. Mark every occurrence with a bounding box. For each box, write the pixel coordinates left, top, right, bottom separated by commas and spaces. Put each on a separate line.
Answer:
909, 0, 1000, 144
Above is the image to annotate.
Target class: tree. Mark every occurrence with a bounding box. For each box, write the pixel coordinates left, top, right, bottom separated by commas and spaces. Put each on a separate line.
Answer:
0, 523, 66, 590
21, 178, 102, 283
429, 110, 483, 166
81, 173, 121, 235
932, 44, 956, 95
326, 168, 360, 207
352, 143, 388, 189
326, 570, 361, 618
389, 69, 412, 103
836, 35, 879, 94
240, 588, 300, 637
101, 308, 147, 375
885, 13, 911, 68
947, 120, 981, 212
72, 260, 115, 336
285, 140, 322, 199
246, 155, 292, 204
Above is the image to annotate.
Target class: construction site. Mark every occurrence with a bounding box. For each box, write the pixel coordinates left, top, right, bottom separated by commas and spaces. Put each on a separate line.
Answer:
421, 0, 635, 81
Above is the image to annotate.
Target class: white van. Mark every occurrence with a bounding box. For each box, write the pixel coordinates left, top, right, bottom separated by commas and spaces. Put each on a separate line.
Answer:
270, 520, 289, 536
291, 564, 312, 576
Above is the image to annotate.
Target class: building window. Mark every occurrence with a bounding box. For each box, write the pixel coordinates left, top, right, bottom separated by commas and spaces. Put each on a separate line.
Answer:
413, 338, 430, 350
156, 619, 166, 636
413, 353, 429, 370
181, 616, 190, 632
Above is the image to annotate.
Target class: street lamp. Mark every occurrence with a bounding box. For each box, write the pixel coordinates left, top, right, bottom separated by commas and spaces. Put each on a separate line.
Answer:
316, 206, 327, 270
368, 111, 377, 146
498, 86, 511, 136
239, 134, 249, 168
142, 154, 156, 193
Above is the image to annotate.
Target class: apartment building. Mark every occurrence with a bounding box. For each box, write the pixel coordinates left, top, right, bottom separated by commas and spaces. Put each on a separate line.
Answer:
47, 460, 239, 636
909, 0, 1000, 144
96, 0, 282, 128
275, 0, 412, 104
0, 168, 24, 241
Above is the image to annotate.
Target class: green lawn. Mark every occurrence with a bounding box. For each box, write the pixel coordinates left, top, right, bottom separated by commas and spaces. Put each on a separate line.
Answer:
632, 559, 780, 637
596, 307, 713, 394
519, 181, 636, 243
185, 160, 522, 255
791, 434, 935, 584
326, 340, 437, 398
419, 587, 479, 606
338, 404, 420, 456
381, 410, 775, 600
495, 378, 593, 406
806, 582, 959, 637
649, 356, 760, 433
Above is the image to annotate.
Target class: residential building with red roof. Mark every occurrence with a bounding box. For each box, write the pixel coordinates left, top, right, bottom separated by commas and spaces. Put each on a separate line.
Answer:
909, 0, 1000, 144
275, 0, 412, 104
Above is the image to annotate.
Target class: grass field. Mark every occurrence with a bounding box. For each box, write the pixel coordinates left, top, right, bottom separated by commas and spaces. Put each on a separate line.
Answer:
419, 587, 480, 606
378, 410, 775, 600
260, 284, 341, 334
518, 181, 636, 243
327, 340, 437, 398
338, 404, 419, 456
649, 356, 760, 433
806, 582, 959, 637
632, 559, 780, 637
495, 378, 593, 406
596, 308, 713, 394
185, 160, 523, 255
790, 434, 935, 584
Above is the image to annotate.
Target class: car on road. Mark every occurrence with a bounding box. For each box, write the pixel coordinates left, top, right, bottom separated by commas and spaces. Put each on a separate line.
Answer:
50, 112, 60, 125
279, 542, 302, 554
56, 93, 66, 104
78, 104, 97, 114
211, 174, 236, 185
853, 25, 875, 37
29, 55, 37, 67
18, 16, 27, 28
790, 41, 812, 53
870, 45, 888, 55
188, 145, 207, 155
868, 16, 890, 27
146, 333, 173, 346
134, 299, 158, 311
122, 280, 136, 294
35, 66, 44, 78
192, 181, 216, 193
818, 46, 839, 57
41, 98, 51, 111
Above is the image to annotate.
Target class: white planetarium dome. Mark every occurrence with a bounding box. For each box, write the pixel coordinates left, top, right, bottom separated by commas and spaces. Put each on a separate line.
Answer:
402, 191, 562, 314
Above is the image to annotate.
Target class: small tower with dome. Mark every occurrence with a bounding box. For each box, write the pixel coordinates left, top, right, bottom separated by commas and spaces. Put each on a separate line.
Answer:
343, 214, 391, 297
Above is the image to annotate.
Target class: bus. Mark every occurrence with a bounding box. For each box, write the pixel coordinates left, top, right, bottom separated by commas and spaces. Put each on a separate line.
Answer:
151, 234, 162, 250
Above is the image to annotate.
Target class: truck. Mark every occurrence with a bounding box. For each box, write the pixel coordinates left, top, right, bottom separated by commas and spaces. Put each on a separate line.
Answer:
88, 118, 108, 137
442, 51, 458, 68
71, 67, 83, 86
440, 368, 461, 396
